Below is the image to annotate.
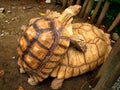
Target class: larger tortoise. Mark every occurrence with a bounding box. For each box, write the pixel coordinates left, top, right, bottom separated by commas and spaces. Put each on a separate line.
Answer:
50, 23, 112, 89
17, 5, 81, 85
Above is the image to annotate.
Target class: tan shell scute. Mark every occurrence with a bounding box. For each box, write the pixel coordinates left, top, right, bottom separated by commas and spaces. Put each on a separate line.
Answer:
51, 23, 112, 79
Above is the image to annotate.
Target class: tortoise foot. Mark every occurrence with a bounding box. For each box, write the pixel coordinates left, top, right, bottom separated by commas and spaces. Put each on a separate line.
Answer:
19, 67, 25, 74
51, 78, 64, 89
28, 77, 39, 86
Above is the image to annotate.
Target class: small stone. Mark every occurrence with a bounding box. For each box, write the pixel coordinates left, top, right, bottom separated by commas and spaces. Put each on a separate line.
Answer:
89, 85, 92, 89
0, 33, 4, 37
11, 17, 17, 21
111, 40, 116, 44
46, 0, 51, 3
12, 56, 15, 59
7, 10, 12, 14
0, 8, 5, 13
4, 20, 10, 24
20, 25, 27, 31
112, 33, 119, 41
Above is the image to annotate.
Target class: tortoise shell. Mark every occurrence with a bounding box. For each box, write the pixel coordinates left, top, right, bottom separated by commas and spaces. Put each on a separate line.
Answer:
17, 5, 81, 85
17, 17, 71, 84
51, 23, 112, 79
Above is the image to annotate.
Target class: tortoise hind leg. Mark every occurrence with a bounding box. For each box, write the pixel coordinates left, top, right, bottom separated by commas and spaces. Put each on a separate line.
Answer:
70, 35, 87, 52
28, 76, 39, 86
51, 78, 64, 89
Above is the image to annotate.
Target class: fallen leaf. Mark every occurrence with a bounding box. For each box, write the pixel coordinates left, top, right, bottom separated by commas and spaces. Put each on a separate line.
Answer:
39, 12, 45, 16
18, 85, 24, 90
99, 25, 106, 31
0, 70, 4, 77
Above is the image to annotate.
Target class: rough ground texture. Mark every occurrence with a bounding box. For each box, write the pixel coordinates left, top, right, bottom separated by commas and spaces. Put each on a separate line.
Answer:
0, 0, 96, 90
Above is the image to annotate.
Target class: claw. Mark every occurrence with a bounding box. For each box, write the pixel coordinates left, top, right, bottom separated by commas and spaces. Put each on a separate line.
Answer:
51, 78, 64, 89
28, 77, 39, 86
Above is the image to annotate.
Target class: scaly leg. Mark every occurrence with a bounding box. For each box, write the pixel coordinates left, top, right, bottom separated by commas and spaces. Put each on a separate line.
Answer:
70, 35, 87, 52
51, 78, 64, 89
28, 76, 39, 86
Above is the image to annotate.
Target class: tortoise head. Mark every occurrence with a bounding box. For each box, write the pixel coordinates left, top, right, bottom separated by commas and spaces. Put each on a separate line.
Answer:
58, 5, 81, 25
64, 5, 81, 16
46, 5, 81, 20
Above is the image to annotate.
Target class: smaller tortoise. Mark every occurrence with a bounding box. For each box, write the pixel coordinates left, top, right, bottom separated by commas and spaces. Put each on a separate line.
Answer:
50, 23, 112, 89
17, 5, 81, 85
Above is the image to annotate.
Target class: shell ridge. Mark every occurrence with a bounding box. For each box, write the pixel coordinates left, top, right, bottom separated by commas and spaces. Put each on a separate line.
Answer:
35, 20, 64, 73
28, 51, 42, 62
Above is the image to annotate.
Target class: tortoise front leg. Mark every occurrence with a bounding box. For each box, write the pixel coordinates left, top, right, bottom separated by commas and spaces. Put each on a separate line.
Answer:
19, 67, 26, 74
18, 58, 26, 74
51, 78, 64, 89
70, 35, 87, 52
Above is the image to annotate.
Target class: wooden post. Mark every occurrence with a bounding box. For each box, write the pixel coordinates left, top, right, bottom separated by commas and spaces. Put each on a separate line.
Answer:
96, 0, 110, 27
90, 0, 102, 23
79, 0, 89, 18
107, 13, 120, 33
94, 39, 120, 90
83, 0, 94, 21
62, 0, 68, 8
76, 0, 81, 5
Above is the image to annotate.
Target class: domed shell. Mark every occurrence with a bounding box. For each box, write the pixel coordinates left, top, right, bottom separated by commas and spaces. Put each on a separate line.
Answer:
51, 23, 112, 79
17, 16, 71, 82
17, 5, 83, 85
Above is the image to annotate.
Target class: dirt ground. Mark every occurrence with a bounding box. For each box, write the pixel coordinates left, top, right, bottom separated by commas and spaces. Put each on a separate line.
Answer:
0, 0, 97, 90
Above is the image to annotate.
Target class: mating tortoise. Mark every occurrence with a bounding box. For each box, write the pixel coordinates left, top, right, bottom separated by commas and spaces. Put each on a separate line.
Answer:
17, 5, 81, 85
50, 23, 112, 89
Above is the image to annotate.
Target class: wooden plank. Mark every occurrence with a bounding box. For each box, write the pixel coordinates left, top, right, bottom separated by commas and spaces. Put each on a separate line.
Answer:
79, 0, 89, 18
83, 0, 94, 21
107, 13, 120, 33
90, 0, 102, 23
62, 0, 68, 8
94, 38, 120, 90
96, 0, 110, 27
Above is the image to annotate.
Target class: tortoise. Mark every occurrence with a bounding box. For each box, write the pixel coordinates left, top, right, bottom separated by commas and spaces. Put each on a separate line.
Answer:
17, 5, 81, 85
50, 23, 112, 89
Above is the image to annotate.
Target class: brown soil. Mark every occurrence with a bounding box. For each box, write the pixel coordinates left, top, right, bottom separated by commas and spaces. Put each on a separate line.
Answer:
0, 0, 96, 90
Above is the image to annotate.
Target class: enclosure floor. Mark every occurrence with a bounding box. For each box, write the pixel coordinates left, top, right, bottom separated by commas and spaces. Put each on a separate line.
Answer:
0, 0, 96, 90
